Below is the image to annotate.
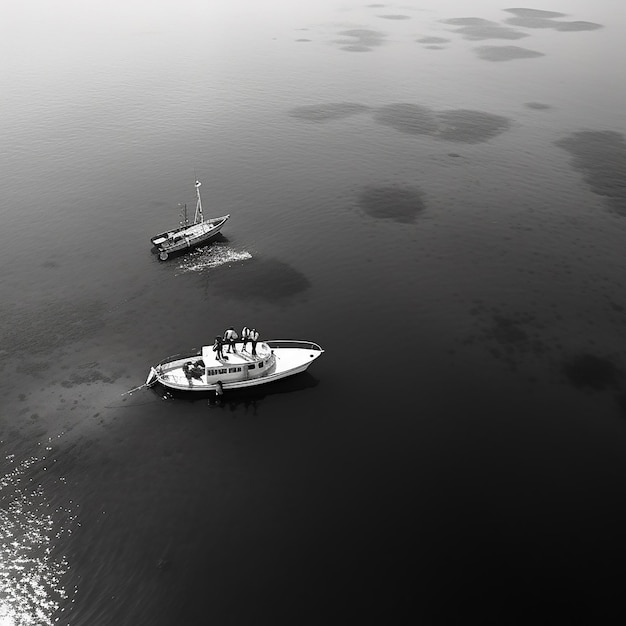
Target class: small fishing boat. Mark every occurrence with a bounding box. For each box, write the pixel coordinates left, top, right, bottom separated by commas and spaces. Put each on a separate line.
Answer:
150, 180, 230, 261
145, 339, 324, 393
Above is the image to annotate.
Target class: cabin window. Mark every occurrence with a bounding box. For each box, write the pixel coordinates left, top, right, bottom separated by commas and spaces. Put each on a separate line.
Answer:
219, 368, 227, 374
228, 367, 241, 373
259, 362, 264, 368
248, 364, 256, 370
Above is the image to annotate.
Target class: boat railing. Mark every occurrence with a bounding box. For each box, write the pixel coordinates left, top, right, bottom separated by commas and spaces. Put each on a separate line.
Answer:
155, 349, 202, 368
265, 340, 324, 352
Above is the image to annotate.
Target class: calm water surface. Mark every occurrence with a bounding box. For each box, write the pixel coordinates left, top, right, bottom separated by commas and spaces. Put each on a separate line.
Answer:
1, 0, 626, 624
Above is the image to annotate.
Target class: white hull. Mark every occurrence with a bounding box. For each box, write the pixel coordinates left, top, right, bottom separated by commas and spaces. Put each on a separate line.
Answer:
148, 340, 323, 392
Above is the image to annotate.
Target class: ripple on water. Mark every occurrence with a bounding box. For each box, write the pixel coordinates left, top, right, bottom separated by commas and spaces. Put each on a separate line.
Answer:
373, 103, 438, 136
555, 131, 626, 216
0, 299, 105, 358
289, 102, 371, 122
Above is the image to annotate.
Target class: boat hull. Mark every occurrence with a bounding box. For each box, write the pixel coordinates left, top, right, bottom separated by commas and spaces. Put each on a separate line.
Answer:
148, 341, 324, 393
151, 214, 230, 260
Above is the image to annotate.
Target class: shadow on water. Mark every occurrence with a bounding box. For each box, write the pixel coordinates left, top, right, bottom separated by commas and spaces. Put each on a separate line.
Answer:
525, 102, 552, 110
474, 45, 545, 62
555, 131, 626, 217
560, 353, 626, 420
377, 15, 410, 21
373, 103, 511, 143
333, 29, 386, 52
416, 36, 450, 44
357, 184, 426, 223
562, 354, 622, 391
441, 17, 528, 41
289, 101, 510, 143
467, 306, 552, 373
503, 8, 603, 32
504, 9, 566, 19
289, 102, 371, 122
150, 371, 320, 412
0, 299, 105, 359
206, 257, 311, 302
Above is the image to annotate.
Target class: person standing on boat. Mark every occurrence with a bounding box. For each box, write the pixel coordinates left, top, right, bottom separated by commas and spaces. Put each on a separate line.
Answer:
250, 328, 259, 357
213, 335, 224, 359
241, 326, 251, 352
224, 327, 238, 353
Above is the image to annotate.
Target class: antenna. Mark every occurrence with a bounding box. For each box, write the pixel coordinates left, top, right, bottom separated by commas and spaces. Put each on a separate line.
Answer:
194, 178, 203, 224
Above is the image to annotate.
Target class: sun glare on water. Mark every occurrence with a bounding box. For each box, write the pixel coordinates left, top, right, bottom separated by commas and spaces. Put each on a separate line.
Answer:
0, 451, 74, 626
176, 244, 252, 274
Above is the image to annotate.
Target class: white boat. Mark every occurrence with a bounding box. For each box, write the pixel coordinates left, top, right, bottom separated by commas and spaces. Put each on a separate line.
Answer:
150, 180, 230, 261
146, 340, 324, 392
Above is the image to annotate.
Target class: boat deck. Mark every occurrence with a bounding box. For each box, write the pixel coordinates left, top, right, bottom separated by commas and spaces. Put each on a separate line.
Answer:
200, 342, 271, 367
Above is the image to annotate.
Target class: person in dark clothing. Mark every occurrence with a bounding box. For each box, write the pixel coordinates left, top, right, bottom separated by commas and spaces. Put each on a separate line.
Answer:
213, 335, 224, 359
250, 328, 259, 356
241, 326, 251, 352
223, 327, 238, 353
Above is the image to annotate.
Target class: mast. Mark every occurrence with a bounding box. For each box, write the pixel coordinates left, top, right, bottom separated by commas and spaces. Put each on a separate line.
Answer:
194, 180, 203, 224
179, 203, 188, 228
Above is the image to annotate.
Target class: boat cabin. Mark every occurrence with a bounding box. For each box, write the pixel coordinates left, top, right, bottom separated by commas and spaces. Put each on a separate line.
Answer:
156, 342, 276, 389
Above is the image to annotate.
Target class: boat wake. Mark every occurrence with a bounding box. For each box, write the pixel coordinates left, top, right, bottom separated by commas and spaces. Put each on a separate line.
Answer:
176, 244, 252, 274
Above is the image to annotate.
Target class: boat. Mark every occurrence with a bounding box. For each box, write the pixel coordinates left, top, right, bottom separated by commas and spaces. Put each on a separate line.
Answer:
145, 339, 324, 393
150, 180, 230, 260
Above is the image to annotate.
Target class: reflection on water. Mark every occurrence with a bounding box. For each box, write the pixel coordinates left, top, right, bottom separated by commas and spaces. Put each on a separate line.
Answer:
0, 448, 73, 625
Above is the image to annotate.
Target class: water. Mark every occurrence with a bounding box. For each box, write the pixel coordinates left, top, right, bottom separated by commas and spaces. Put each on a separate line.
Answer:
1, 0, 625, 623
